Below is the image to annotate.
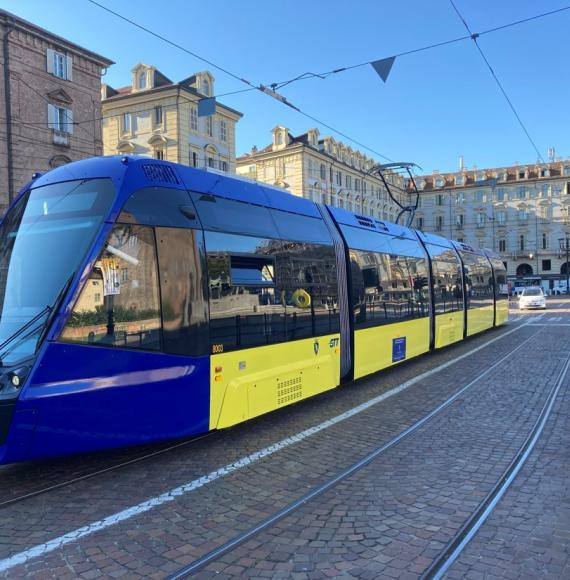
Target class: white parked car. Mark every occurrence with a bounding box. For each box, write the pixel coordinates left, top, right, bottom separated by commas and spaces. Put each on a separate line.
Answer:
519, 287, 546, 309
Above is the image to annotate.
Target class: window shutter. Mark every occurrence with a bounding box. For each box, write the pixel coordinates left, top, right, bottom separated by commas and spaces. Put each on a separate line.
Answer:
46, 48, 55, 74
66, 55, 73, 81
66, 109, 74, 134
47, 104, 56, 129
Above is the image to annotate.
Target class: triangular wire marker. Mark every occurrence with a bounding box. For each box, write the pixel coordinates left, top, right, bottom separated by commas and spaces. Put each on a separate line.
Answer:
370, 57, 396, 82
198, 97, 216, 117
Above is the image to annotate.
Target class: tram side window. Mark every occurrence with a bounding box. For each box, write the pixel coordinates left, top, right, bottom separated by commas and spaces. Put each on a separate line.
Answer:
205, 231, 339, 352
350, 249, 430, 329
431, 259, 464, 313
275, 240, 340, 340
61, 225, 162, 351
156, 227, 209, 356
206, 231, 286, 351
462, 254, 494, 309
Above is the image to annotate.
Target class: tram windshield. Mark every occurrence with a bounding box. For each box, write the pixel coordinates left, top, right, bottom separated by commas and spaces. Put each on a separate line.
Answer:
0, 178, 115, 366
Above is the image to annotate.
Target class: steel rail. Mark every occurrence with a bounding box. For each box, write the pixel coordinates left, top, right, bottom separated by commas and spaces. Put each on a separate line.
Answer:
421, 347, 570, 579
0, 432, 215, 510
166, 327, 543, 580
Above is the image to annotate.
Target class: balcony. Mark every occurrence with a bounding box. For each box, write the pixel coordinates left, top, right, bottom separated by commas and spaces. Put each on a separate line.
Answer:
53, 130, 70, 147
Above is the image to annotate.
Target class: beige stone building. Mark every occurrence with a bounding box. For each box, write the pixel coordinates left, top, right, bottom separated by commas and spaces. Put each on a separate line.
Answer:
237, 126, 405, 221
102, 66, 242, 172
0, 9, 113, 212
410, 158, 570, 284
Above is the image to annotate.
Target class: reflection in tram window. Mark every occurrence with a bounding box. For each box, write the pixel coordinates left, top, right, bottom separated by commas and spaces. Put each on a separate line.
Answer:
460, 252, 494, 309
205, 231, 339, 351
350, 249, 430, 328
61, 225, 162, 350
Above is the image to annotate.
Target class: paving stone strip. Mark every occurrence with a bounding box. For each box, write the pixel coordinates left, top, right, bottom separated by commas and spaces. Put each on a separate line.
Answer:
0, 323, 547, 578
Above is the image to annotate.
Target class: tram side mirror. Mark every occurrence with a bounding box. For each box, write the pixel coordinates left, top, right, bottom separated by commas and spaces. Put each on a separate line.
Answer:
179, 206, 197, 221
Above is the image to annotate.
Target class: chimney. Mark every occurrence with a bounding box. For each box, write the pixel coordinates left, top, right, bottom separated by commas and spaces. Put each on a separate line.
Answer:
459, 155, 465, 171
548, 147, 555, 163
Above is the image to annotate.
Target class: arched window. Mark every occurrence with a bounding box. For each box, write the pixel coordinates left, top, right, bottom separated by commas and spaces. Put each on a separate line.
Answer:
138, 71, 147, 89
516, 263, 533, 276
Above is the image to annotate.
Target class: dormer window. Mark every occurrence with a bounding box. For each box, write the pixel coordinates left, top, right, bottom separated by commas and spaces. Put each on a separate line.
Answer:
563, 165, 570, 176
498, 171, 507, 181
475, 171, 485, 182
202, 79, 210, 96
138, 71, 147, 89
435, 177, 444, 188
455, 174, 465, 186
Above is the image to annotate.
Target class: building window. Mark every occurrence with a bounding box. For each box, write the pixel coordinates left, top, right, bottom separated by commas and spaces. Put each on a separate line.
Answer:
518, 186, 526, 199
435, 177, 444, 188
436, 215, 444, 231
496, 188, 505, 201
542, 259, 551, 271
202, 78, 210, 96
564, 166, 570, 176
47, 49, 72, 80
336, 171, 342, 186
48, 104, 73, 133
190, 107, 198, 131
220, 160, 228, 172
518, 170, 526, 179
208, 157, 216, 168
455, 192, 465, 204
436, 194, 444, 206
542, 233, 548, 249
355, 179, 360, 192
121, 112, 131, 134
220, 120, 227, 142
190, 151, 198, 167
154, 106, 163, 126
153, 149, 164, 160
346, 175, 352, 189
456, 214, 464, 229
519, 208, 528, 221
497, 210, 506, 225
477, 212, 486, 228
499, 239, 506, 252
417, 217, 424, 230
138, 71, 147, 89
320, 164, 326, 180
206, 116, 213, 137
519, 235, 525, 251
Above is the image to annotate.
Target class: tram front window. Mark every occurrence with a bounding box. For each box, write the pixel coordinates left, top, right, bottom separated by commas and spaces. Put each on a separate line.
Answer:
0, 179, 115, 366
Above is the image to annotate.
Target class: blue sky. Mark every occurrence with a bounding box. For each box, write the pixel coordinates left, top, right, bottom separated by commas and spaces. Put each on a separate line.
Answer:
4, 0, 569, 173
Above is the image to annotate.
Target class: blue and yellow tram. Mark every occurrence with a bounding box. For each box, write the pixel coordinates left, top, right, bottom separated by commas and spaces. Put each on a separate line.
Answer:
0, 156, 508, 464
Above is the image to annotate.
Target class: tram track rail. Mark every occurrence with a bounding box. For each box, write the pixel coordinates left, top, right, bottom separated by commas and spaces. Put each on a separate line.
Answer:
166, 326, 544, 579
421, 346, 570, 579
0, 315, 530, 513
0, 432, 216, 510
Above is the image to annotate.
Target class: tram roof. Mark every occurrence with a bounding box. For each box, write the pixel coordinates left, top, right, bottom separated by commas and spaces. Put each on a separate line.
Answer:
326, 205, 416, 240
29, 156, 322, 220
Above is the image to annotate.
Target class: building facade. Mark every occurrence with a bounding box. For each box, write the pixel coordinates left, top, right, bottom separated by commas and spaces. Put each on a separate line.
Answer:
0, 9, 113, 213
236, 126, 406, 221
102, 66, 242, 172
410, 160, 570, 283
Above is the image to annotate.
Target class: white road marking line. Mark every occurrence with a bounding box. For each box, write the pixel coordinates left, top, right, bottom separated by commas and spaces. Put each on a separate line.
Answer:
0, 319, 536, 574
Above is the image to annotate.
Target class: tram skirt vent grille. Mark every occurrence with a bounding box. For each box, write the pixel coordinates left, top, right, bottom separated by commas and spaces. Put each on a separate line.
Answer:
277, 377, 302, 406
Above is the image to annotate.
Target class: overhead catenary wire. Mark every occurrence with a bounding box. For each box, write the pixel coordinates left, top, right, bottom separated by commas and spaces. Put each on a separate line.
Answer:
84, 0, 395, 163
447, 0, 545, 163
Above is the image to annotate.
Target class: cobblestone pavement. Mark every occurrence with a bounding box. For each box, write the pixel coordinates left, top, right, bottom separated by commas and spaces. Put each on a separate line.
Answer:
0, 303, 567, 578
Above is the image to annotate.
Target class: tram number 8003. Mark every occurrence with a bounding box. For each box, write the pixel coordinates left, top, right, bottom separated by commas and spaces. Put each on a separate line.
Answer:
212, 344, 224, 354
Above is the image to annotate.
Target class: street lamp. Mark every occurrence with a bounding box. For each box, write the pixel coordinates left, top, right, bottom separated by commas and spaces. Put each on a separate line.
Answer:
559, 237, 570, 294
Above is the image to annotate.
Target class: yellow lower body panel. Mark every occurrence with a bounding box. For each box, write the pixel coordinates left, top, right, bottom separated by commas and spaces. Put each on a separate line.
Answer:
210, 334, 341, 429
467, 305, 495, 336
496, 299, 509, 326
354, 317, 430, 380
434, 310, 464, 349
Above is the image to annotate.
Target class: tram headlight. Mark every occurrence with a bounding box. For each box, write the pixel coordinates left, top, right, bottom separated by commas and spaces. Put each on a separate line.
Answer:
0, 366, 30, 399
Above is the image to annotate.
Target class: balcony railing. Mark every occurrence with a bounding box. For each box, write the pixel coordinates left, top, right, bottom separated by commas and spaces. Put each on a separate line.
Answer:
53, 130, 70, 146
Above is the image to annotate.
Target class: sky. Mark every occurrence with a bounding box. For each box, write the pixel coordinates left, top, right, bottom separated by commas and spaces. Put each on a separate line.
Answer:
3, 0, 569, 174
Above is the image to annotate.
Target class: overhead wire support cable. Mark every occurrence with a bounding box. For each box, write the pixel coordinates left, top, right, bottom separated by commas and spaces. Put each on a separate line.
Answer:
448, 0, 545, 164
